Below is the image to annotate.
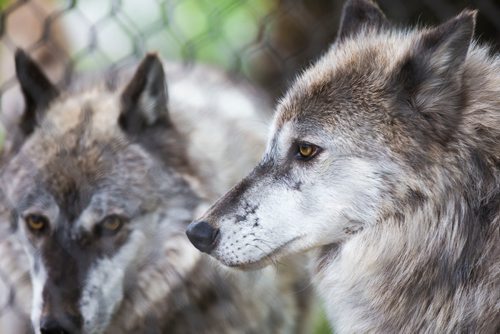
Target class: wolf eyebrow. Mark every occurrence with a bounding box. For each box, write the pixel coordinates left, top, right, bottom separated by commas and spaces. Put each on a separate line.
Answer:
17, 189, 55, 213
75, 195, 137, 232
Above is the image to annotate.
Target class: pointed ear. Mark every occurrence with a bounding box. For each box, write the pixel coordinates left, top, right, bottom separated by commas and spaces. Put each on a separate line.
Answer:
395, 10, 476, 142
337, 0, 388, 41
15, 49, 59, 135
403, 10, 476, 82
119, 53, 169, 135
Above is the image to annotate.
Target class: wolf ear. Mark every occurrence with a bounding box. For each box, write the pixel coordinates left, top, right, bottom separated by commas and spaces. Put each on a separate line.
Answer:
119, 53, 169, 134
402, 10, 475, 82
337, 0, 388, 41
15, 49, 59, 135
395, 10, 476, 142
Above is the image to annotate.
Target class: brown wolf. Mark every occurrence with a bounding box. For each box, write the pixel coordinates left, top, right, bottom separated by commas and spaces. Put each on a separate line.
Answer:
187, 0, 500, 332
0, 51, 312, 333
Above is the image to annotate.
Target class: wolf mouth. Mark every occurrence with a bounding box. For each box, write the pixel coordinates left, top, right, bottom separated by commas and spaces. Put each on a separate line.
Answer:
222, 236, 301, 270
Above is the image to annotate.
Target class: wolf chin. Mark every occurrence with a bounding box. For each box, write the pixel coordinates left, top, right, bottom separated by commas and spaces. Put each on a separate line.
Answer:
188, 0, 500, 332
0, 51, 312, 333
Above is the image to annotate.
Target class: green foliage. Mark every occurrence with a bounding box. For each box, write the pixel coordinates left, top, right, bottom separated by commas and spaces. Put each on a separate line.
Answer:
0, 0, 8, 11
70, 0, 272, 71
313, 308, 333, 334
170, 0, 269, 67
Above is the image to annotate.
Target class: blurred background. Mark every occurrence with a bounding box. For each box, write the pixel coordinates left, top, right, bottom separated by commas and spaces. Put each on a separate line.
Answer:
0, 0, 498, 333
0, 0, 499, 108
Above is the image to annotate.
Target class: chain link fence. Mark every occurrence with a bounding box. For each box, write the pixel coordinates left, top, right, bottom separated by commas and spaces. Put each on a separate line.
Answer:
0, 0, 498, 108
0, 0, 498, 333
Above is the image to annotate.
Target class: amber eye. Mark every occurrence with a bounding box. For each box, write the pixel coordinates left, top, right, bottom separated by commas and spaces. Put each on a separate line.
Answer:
296, 143, 320, 161
99, 215, 124, 235
299, 145, 313, 157
25, 214, 49, 232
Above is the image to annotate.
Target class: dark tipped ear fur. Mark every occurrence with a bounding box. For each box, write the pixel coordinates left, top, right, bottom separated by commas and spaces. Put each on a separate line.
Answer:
15, 49, 59, 136
337, 0, 388, 41
395, 10, 476, 144
403, 10, 476, 84
120, 53, 169, 135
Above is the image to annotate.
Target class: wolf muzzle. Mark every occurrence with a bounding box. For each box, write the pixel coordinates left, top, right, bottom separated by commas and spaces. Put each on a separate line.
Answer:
40, 315, 79, 334
186, 221, 220, 253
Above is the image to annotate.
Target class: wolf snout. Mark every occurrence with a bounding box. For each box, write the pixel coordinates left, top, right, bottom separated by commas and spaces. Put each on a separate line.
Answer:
186, 221, 220, 253
40, 316, 74, 334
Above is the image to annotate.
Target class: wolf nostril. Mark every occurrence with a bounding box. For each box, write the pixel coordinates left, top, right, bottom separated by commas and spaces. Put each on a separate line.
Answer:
40, 316, 71, 334
186, 221, 220, 253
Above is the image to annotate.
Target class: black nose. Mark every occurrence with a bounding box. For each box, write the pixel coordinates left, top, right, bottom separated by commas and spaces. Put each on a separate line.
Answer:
186, 221, 219, 253
40, 317, 71, 334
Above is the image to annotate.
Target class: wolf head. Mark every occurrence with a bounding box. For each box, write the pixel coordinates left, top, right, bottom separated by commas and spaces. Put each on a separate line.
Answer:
188, 0, 477, 268
2, 51, 199, 333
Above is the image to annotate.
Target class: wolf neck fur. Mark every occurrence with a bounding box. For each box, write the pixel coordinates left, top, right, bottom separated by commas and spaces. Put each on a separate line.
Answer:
314, 113, 499, 331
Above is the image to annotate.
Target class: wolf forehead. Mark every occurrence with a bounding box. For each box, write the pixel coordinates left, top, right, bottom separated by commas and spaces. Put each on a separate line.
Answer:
28, 88, 125, 154
7, 91, 155, 213
18, 92, 131, 175
276, 31, 414, 128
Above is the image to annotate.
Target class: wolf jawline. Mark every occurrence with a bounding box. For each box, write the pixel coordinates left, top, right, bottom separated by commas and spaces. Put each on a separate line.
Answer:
0, 51, 312, 334
188, 0, 500, 332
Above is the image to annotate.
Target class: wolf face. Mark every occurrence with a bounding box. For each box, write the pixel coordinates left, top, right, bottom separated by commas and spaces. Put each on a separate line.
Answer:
191, 121, 398, 268
189, 1, 479, 269
2, 51, 198, 333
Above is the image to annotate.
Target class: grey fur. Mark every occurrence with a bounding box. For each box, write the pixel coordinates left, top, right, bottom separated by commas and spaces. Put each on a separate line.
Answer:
0, 53, 312, 333
191, 1, 500, 333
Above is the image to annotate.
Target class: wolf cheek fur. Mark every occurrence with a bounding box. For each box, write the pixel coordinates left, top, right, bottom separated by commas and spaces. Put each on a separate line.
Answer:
190, 0, 500, 332
0, 50, 312, 333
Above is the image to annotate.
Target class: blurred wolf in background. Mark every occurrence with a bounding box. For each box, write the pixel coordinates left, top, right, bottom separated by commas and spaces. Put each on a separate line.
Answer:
0, 49, 312, 334
188, 0, 500, 332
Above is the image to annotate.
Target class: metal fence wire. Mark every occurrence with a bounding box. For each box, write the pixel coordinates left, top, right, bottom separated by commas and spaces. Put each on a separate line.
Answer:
0, 0, 499, 107
0, 0, 499, 333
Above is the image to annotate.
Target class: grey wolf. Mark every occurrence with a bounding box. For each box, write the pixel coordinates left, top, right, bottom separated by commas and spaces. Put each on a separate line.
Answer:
187, 0, 500, 332
0, 50, 312, 333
